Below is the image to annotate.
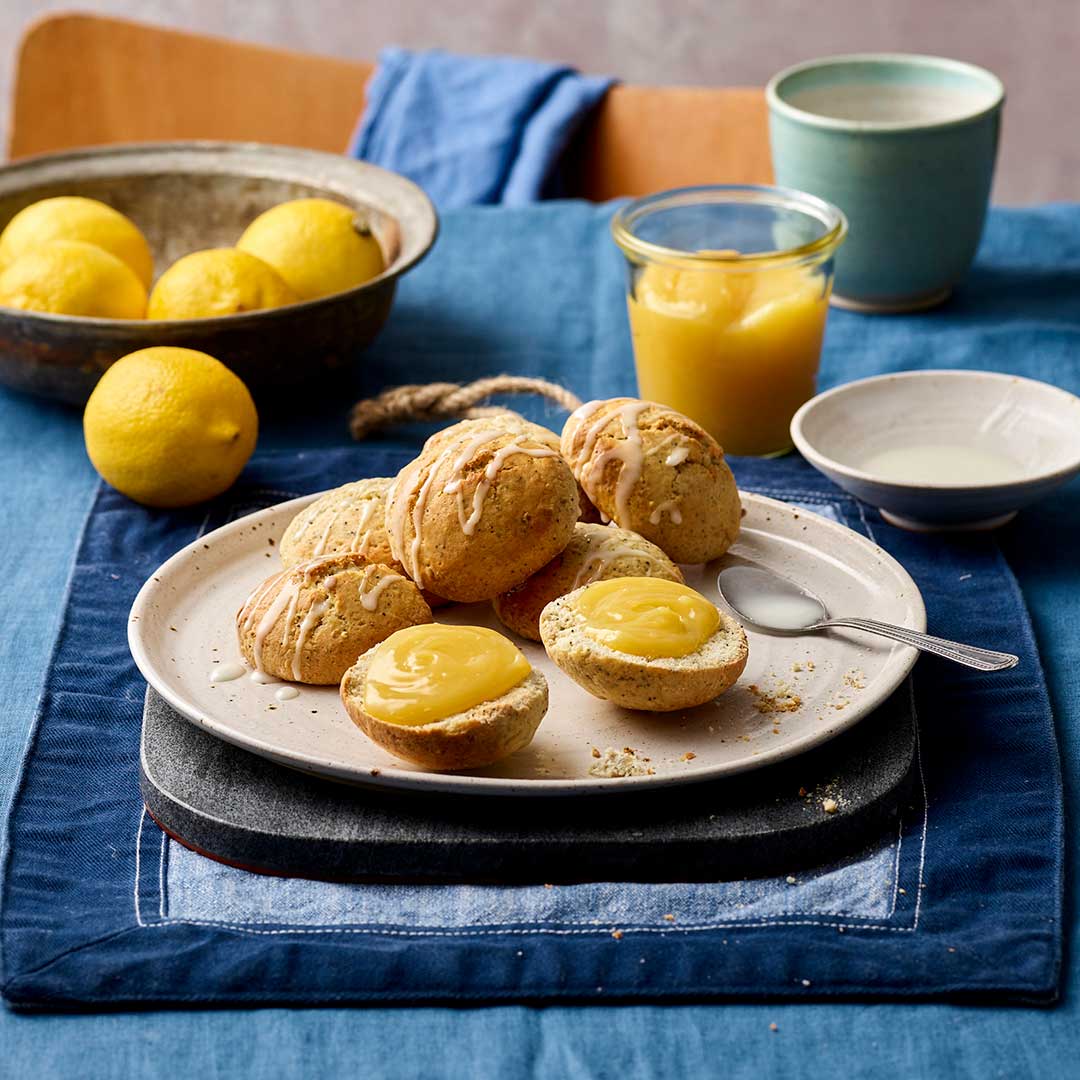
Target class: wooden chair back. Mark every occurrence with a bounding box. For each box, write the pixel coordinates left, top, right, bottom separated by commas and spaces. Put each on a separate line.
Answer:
9, 13, 772, 195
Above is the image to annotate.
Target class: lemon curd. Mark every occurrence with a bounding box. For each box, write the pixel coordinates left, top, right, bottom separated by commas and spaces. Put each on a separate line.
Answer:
575, 577, 720, 659
628, 257, 829, 457
363, 624, 531, 726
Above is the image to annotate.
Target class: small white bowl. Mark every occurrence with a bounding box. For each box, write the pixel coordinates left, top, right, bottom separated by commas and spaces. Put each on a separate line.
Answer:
790, 370, 1080, 531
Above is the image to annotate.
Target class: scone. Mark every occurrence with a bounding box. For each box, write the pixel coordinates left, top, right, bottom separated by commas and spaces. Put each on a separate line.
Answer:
341, 624, 548, 770
539, 577, 748, 711
384, 418, 580, 602
459, 414, 601, 523
280, 478, 447, 606
560, 397, 741, 563
279, 478, 401, 569
493, 522, 683, 642
237, 553, 432, 684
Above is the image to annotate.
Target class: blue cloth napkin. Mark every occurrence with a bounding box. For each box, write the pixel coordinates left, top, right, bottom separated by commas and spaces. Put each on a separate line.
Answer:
0, 448, 1060, 1007
1, 202, 1074, 1011
349, 48, 613, 208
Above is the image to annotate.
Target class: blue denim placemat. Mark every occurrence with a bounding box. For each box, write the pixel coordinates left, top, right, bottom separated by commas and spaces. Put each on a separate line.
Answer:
0, 447, 1060, 1008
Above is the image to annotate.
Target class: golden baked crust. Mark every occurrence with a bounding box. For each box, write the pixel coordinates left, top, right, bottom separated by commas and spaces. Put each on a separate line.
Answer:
384, 418, 580, 602
341, 652, 548, 770
493, 522, 683, 642
279, 478, 402, 570
539, 584, 748, 712
236, 553, 432, 684
427, 415, 601, 522
560, 398, 741, 564
280, 479, 447, 607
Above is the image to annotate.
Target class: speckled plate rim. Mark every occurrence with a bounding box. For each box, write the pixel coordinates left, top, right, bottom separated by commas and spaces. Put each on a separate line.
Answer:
127, 491, 925, 797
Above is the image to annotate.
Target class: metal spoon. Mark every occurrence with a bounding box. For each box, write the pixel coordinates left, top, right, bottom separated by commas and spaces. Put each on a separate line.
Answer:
717, 565, 1018, 672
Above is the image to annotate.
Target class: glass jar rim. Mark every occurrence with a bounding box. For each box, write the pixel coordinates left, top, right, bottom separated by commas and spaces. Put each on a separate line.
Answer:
611, 184, 848, 270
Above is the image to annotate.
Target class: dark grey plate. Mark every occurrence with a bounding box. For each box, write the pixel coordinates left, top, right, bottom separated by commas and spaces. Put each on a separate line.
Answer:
140, 682, 917, 883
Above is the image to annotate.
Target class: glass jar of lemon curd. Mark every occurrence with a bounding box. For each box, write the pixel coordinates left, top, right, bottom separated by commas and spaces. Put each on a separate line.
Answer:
612, 185, 847, 457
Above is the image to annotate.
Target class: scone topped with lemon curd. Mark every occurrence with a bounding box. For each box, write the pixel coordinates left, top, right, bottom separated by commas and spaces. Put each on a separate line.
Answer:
341, 624, 548, 770
385, 418, 580, 602
237, 553, 431, 684
494, 522, 683, 642
560, 398, 741, 564
539, 577, 748, 711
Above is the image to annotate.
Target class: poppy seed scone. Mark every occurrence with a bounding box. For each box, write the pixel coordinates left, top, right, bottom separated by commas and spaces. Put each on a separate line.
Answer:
341, 625, 549, 770
560, 397, 741, 564
461, 414, 602, 523
236, 553, 432, 684
280, 479, 447, 607
539, 578, 748, 712
493, 522, 684, 642
384, 418, 580, 602
279, 478, 401, 570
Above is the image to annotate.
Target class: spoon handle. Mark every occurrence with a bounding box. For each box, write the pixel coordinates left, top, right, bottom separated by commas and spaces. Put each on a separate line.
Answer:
819, 618, 1019, 672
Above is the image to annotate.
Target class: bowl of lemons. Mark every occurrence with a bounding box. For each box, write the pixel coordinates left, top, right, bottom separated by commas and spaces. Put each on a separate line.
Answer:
0, 142, 437, 403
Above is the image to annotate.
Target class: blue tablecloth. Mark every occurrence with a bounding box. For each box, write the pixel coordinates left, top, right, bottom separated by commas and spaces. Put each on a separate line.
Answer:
2, 202, 1080, 1074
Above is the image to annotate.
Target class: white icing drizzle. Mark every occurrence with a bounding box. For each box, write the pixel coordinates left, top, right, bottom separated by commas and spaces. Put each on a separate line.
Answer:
571, 537, 650, 589
649, 499, 683, 526
291, 598, 329, 680
252, 582, 299, 673
239, 575, 281, 632
209, 662, 246, 683
349, 499, 378, 554
279, 586, 300, 647
289, 506, 321, 542
666, 446, 690, 466
399, 445, 456, 586
249, 670, 278, 685
357, 565, 404, 611
311, 511, 340, 557
275, 686, 300, 701
448, 439, 558, 535
570, 401, 651, 526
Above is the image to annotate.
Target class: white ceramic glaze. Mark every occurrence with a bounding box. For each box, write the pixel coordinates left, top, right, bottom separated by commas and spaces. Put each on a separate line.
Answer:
128, 491, 924, 797
791, 370, 1080, 530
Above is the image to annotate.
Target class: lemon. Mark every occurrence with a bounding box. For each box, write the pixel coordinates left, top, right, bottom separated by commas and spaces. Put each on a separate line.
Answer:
0, 196, 153, 288
148, 247, 298, 319
0, 241, 147, 318
236, 198, 384, 301
84, 347, 258, 508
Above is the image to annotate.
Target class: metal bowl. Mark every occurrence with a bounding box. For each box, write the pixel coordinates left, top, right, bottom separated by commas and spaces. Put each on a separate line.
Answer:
0, 142, 438, 404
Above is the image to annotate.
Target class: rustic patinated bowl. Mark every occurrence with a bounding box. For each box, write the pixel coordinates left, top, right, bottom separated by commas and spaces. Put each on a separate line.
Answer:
0, 142, 438, 404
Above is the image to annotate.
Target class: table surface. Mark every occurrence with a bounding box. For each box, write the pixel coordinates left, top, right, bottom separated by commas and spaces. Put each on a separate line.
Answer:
3, 212, 1080, 1080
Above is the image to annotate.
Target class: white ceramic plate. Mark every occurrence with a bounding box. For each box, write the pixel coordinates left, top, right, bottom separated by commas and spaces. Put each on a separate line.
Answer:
128, 492, 924, 797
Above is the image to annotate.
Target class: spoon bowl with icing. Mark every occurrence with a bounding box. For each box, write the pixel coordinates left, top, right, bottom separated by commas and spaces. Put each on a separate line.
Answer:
718, 565, 1018, 672
791, 369, 1080, 531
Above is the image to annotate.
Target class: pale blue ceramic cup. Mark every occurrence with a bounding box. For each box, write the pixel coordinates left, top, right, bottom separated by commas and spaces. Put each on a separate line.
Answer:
767, 54, 1004, 312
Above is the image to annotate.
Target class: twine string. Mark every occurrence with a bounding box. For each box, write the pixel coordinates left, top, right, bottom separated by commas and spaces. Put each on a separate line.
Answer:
349, 376, 583, 440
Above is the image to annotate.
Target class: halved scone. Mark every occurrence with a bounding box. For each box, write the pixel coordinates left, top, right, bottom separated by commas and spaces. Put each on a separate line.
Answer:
539, 577, 748, 712
341, 625, 548, 770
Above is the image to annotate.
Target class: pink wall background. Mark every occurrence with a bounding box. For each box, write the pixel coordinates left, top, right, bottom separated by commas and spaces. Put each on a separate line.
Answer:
4, 0, 1076, 205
